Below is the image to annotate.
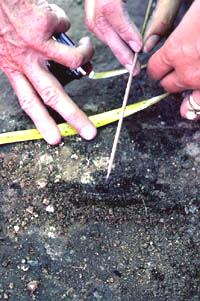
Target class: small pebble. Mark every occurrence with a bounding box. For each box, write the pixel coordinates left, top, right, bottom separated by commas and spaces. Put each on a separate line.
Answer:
39, 154, 53, 165
27, 280, 39, 293
36, 178, 47, 189
45, 205, 55, 213
93, 290, 101, 299
109, 208, 113, 215
21, 264, 29, 272
3, 293, 8, 300
71, 154, 78, 160
189, 205, 198, 214
27, 260, 39, 267
9, 283, 14, 289
26, 206, 34, 215
43, 198, 50, 206
14, 225, 20, 233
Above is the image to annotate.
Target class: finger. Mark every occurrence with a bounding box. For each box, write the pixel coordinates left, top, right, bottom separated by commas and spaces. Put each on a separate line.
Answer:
105, 27, 141, 73
24, 62, 97, 140
84, 0, 111, 46
84, 0, 140, 72
147, 45, 173, 81
42, 36, 94, 69
49, 4, 71, 33
160, 71, 185, 93
92, 16, 140, 73
7, 70, 61, 145
181, 90, 200, 121
101, 0, 143, 52
144, 0, 181, 52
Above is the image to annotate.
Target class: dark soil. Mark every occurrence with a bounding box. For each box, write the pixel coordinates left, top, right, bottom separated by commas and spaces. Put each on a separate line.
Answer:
0, 1, 199, 300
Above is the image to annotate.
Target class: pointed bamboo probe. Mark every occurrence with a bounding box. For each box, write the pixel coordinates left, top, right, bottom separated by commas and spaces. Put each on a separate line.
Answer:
106, 0, 154, 180
106, 53, 138, 180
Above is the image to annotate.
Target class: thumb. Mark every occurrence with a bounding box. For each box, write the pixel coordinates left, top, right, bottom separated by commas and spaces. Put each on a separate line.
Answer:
143, 0, 181, 53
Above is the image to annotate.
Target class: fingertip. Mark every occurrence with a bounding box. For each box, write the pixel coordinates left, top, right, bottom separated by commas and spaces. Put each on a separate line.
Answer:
80, 124, 97, 141
43, 128, 62, 145
79, 36, 94, 54
79, 36, 91, 45
48, 137, 62, 146
129, 40, 143, 53
143, 34, 160, 53
78, 36, 94, 62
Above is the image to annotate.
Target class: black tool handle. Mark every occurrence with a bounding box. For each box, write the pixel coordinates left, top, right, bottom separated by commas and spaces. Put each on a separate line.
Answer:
53, 33, 86, 77
54, 33, 76, 48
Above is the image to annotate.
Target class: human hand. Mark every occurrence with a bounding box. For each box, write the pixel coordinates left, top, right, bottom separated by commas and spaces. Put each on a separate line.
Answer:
84, 0, 143, 74
147, 0, 200, 121
144, 0, 181, 53
0, 0, 96, 145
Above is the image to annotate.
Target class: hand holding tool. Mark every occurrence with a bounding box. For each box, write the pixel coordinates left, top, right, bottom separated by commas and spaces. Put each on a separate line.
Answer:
49, 32, 91, 85
49, 32, 133, 83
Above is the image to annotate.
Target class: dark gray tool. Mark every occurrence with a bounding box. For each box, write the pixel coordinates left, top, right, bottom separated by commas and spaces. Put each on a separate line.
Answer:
49, 33, 91, 85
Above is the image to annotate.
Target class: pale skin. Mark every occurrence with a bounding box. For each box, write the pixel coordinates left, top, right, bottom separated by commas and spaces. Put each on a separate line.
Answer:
0, 0, 143, 145
0, 0, 198, 145
0, 0, 97, 145
147, 0, 200, 121
84, 0, 143, 74
86, 0, 200, 121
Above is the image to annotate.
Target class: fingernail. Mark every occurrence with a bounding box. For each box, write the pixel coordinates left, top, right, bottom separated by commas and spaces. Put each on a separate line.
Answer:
79, 36, 91, 45
185, 110, 197, 120
143, 35, 160, 53
129, 40, 142, 53
45, 131, 61, 145
80, 124, 97, 140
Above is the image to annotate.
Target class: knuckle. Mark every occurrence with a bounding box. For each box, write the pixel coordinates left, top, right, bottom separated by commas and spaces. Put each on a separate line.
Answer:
100, 0, 115, 14
41, 86, 59, 106
42, 13, 57, 30
164, 36, 179, 63
119, 52, 131, 66
19, 97, 35, 112
95, 15, 108, 33
179, 72, 192, 87
116, 23, 130, 36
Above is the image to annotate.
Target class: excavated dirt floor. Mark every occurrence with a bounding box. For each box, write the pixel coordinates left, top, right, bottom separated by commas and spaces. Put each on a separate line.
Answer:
0, 1, 199, 300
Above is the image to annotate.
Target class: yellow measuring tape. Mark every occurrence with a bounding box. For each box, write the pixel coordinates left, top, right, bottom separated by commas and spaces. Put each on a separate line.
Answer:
0, 93, 168, 145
